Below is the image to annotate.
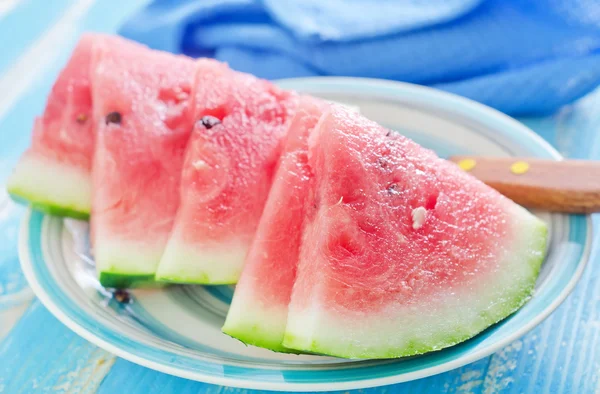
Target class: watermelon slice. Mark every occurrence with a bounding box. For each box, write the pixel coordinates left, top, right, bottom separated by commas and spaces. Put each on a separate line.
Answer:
6, 34, 153, 219
155, 60, 296, 285
222, 97, 326, 351
90, 38, 196, 288
280, 105, 547, 359
6, 34, 102, 218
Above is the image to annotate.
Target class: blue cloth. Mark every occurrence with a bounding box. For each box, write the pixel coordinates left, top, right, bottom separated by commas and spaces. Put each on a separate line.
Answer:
120, 0, 600, 115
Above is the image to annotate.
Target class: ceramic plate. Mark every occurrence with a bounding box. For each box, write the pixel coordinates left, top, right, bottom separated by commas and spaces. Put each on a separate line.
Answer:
19, 78, 592, 391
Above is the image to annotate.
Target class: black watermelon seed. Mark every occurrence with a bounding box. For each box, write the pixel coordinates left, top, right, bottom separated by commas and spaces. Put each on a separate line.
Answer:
386, 130, 392, 137
113, 289, 131, 303
199, 116, 221, 129
76, 114, 88, 124
105, 112, 122, 125
378, 157, 389, 169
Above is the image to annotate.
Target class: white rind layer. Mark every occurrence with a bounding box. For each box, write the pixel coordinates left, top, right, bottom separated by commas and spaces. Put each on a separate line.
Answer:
222, 288, 291, 352
95, 238, 166, 278
283, 204, 547, 358
7, 153, 91, 217
155, 237, 248, 284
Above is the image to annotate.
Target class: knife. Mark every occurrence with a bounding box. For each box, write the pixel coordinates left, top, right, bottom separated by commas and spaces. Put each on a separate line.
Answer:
447, 156, 600, 213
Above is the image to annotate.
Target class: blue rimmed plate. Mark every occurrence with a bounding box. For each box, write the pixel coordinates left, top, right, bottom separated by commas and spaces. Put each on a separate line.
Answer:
19, 78, 592, 391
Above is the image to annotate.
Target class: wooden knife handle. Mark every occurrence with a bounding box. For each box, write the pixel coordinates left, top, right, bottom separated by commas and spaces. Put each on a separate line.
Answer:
447, 156, 600, 213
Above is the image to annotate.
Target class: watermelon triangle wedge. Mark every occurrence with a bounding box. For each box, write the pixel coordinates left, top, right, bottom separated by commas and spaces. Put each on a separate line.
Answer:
155, 60, 296, 285
224, 104, 547, 358
90, 37, 196, 288
5, 34, 165, 220
222, 97, 326, 352
6, 34, 105, 218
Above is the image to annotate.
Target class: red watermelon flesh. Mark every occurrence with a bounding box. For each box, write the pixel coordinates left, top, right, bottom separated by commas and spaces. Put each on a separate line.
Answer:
6, 34, 111, 218
282, 105, 547, 358
222, 97, 326, 351
90, 37, 196, 288
155, 59, 296, 284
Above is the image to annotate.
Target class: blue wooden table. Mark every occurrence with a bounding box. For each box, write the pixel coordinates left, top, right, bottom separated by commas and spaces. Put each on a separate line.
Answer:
1, 1, 599, 393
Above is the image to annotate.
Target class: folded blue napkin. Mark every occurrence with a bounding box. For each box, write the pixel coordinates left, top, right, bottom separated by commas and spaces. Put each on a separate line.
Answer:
121, 0, 600, 115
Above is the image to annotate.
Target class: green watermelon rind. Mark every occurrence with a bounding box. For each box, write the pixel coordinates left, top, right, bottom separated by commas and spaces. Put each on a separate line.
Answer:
282, 282, 536, 358
154, 274, 239, 285
99, 272, 158, 289
222, 297, 306, 354
94, 240, 170, 289
155, 238, 246, 285
221, 324, 303, 354
6, 154, 91, 219
282, 215, 547, 359
8, 191, 90, 220
220, 294, 291, 353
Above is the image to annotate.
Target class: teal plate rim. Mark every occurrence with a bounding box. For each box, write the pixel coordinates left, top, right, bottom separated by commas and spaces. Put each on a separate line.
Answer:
19, 78, 593, 392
